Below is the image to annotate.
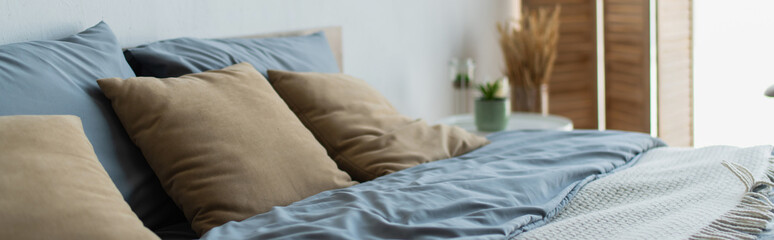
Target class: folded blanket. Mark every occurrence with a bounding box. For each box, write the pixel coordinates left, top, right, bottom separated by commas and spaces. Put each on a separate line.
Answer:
201, 130, 664, 239
517, 145, 774, 240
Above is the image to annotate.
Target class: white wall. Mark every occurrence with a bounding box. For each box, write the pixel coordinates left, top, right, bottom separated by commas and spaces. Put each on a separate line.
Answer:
693, 0, 774, 147
0, 0, 516, 122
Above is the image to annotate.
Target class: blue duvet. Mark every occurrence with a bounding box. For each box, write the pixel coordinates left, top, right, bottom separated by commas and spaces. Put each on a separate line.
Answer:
202, 130, 665, 239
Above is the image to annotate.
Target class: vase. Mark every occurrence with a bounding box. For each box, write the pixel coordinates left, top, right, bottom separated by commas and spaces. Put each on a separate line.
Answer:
510, 83, 549, 116
474, 98, 509, 132
450, 58, 476, 114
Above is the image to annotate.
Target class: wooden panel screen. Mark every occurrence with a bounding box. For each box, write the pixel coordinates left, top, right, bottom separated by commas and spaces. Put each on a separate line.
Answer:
657, 0, 693, 146
521, 0, 692, 136
604, 0, 651, 133
522, 0, 598, 129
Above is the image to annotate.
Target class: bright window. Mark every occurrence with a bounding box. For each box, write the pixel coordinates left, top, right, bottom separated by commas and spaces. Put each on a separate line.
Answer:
693, 0, 774, 147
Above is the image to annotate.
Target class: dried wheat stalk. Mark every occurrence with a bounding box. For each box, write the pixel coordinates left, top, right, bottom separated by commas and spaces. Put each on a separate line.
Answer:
497, 5, 561, 90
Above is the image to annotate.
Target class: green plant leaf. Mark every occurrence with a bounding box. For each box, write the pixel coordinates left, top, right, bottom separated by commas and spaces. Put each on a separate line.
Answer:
478, 80, 503, 100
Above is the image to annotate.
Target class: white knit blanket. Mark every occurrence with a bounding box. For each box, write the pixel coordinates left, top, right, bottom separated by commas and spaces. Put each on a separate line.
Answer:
516, 145, 774, 240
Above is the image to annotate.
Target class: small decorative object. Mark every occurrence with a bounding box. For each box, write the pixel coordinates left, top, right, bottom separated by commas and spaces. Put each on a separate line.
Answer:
765, 84, 774, 97
497, 5, 561, 116
450, 58, 476, 113
475, 78, 509, 132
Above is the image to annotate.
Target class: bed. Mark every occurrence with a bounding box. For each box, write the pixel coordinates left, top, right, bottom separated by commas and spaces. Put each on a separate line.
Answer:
1, 22, 773, 240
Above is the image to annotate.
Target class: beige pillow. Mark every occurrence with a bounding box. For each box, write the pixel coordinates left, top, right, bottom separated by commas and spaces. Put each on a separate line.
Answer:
98, 63, 357, 235
268, 70, 490, 182
0, 115, 159, 240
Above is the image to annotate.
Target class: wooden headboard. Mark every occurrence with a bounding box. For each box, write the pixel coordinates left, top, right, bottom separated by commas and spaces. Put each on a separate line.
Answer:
236, 26, 343, 72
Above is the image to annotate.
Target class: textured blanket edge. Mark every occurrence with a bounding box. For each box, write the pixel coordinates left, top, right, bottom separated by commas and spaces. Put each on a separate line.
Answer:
691, 158, 774, 240
506, 153, 648, 238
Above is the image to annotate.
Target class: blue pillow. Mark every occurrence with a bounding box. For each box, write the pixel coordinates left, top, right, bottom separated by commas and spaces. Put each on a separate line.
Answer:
125, 31, 339, 78
0, 22, 190, 236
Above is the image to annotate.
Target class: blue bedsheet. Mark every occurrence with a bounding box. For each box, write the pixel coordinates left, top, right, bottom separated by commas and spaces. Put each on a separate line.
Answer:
202, 130, 665, 239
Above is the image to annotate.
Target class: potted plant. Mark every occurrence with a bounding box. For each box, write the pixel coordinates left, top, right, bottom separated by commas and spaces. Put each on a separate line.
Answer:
475, 79, 509, 132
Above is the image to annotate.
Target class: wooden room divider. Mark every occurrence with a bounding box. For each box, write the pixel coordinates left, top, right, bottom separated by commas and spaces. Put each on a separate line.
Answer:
520, 0, 693, 146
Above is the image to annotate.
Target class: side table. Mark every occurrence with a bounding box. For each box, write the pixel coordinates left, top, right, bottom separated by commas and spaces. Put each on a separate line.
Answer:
437, 112, 573, 136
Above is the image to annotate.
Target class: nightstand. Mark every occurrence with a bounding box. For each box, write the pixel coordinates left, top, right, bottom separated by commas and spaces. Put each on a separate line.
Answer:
437, 112, 573, 136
